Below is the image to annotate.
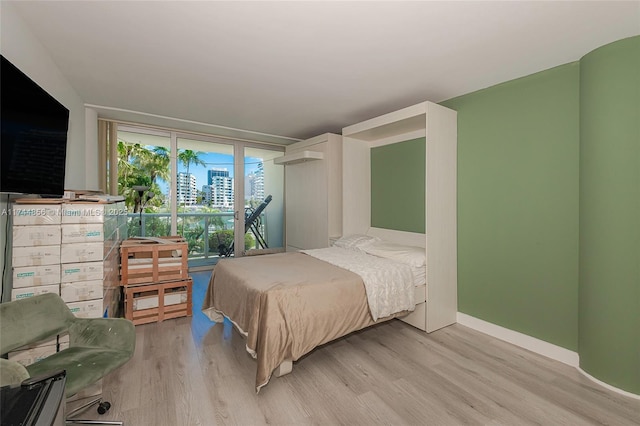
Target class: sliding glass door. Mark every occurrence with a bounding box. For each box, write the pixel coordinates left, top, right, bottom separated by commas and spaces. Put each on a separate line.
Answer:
116, 126, 172, 239
176, 136, 236, 267
242, 146, 284, 255
115, 124, 284, 267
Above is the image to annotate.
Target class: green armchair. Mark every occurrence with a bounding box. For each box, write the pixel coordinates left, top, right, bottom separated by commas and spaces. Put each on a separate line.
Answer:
0, 293, 135, 424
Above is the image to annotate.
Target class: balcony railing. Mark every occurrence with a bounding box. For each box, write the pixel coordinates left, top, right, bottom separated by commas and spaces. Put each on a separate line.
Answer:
126, 212, 265, 266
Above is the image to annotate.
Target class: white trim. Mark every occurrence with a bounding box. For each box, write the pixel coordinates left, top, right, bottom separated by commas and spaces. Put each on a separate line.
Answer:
273, 150, 324, 165
458, 312, 640, 399
366, 227, 426, 248
577, 368, 640, 400
234, 143, 245, 257
170, 132, 178, 236
369, 129, 426, 148
88, 103, 301, 144
342, 102, 427, 138
456, 312, 579, 367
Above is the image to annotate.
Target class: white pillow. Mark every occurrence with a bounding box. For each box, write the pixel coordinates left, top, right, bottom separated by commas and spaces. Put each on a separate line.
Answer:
360, 240, 426, 268
333, 234, 379, 250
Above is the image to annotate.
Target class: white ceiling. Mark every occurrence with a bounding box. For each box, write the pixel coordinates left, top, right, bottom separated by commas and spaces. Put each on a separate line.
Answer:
9, 1, 640, 144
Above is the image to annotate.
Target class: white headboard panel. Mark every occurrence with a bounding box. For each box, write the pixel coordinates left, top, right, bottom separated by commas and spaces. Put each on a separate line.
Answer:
366, 227, 426, 248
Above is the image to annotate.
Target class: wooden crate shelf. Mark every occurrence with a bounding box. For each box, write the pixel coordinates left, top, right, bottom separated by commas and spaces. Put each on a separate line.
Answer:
124, 278, 192, 325
120, 236, 188, 286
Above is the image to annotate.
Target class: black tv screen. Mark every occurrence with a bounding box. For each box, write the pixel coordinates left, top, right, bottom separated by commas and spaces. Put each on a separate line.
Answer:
1, 55, 69, 197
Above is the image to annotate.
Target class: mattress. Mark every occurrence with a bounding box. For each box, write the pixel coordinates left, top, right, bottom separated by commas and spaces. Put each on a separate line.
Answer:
202, 251, 412, 392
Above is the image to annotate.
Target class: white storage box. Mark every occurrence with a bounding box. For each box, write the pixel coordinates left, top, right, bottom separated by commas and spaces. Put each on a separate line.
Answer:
60, 280, 103, 303
62, 203, 124, 224
61, 261, 103, 283
60, 242, 103, 264
12, 245, 60, 267
8, 345, 57, 367
61, 223, 104, 244
12, 264, 61, 288
62, 203, 107, 224
11, 284, 60, 301
12, 225, 61, 247
66, 299, 104, 318
12, 205, 62, 225
133, 290, 188, 311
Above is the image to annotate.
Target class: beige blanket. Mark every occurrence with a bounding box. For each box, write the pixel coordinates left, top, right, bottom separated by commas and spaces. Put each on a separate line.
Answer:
202, 252, 395, 392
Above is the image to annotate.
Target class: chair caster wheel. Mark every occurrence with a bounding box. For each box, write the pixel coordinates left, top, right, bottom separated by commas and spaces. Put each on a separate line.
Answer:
97, 401, 111, 415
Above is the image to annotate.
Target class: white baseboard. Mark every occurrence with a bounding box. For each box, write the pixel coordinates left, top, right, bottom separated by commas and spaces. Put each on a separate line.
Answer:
457, 312, 640, 399
456, 312, 579, 367
577, 368, 640, 400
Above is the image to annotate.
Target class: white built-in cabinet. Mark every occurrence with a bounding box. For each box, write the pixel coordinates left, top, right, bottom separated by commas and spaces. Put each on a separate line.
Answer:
342, 101, 458, 333
276, 133, 342, 251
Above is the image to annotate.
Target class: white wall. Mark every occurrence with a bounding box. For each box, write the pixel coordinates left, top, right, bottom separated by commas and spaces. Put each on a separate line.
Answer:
0, 2, 88, 301
263, 159, 284, 248
85, 107, 100, 190
1, 2, 87, 190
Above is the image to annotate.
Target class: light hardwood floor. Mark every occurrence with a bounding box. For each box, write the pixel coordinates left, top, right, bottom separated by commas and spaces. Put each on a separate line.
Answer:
82, 272, 639, 425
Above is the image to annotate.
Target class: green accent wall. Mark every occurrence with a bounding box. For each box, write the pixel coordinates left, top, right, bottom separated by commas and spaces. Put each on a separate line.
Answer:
578, 36, 640, 394
441, 64, 580, 351
371, 138, 425, 233
436, 35, 639, 394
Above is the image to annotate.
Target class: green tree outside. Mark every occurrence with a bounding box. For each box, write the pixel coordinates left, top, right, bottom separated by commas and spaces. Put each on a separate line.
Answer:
118, 141, 244, 258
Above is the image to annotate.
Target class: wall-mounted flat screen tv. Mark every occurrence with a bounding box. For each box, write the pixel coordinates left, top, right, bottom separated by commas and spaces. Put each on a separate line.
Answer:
1, 55, 69, 197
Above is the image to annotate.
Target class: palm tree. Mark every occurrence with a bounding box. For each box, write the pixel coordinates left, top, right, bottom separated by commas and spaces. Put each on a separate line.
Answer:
177, 149, 206, 234
178, 149, 206, 180
117, 141, 152, 212
147, 147, 170, 185
177, 149, 206, 207
134, 147, 170, 211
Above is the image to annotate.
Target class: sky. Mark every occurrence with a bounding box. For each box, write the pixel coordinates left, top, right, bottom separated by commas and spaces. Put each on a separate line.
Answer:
156, 152, 261, 197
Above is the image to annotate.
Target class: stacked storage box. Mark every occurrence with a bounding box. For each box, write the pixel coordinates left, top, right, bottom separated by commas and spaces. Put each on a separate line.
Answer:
60, 201, 127, 319
11, 203, 62, 300
10, 203, 64, 364
120, 236, 192, 325
8, 200, 127, 367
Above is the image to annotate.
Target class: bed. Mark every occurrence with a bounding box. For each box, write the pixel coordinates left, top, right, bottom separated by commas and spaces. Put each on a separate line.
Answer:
202, 229, 427, 392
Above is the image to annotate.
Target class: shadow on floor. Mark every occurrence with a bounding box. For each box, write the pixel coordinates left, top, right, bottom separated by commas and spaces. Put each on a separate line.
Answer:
189, 270, 216, 344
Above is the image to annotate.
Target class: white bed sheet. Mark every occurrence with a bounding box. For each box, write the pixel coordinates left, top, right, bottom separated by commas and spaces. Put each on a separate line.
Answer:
302, 247, 415, 321
412, 265, 426, 287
